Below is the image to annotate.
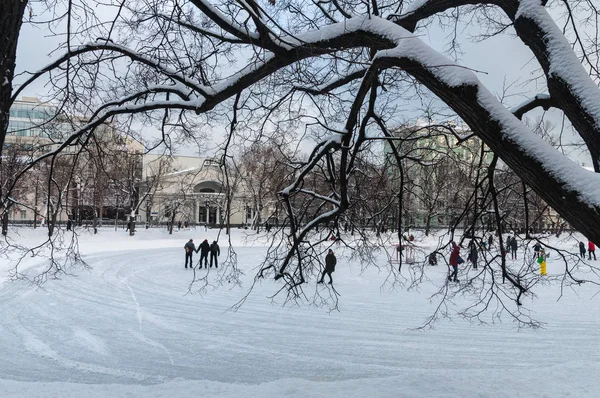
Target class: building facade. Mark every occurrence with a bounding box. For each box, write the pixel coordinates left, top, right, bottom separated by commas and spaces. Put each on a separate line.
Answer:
139, 154, 259, 227
384, 122, 566, 232
3, 97, 143, 225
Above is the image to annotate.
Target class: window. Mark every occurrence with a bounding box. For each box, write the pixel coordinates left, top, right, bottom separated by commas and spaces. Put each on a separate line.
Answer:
20, 210, 27, 220
198, 206, 208, 223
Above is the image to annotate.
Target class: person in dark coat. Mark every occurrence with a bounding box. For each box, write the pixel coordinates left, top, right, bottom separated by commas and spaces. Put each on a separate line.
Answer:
533, 242, 542, 259
510, 236, 518, 260
468, 240, 478, 269
184, 239, 196, 269
428, 252, 437, 266
209, 241, 220, 268
318, 249, 337, 284
579, 241, 586, 259
488, 234, 493, 249
199, 239, 210, 268
448, 241, 460, 282
66, 219, 72, 231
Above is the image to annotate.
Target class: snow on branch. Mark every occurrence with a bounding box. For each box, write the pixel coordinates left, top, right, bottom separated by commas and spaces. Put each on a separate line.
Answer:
516, 0, 600, 128
510, 94, 554, 119
280, 134, 343, 196
298, 207, 339, 237
297, 189, 341, 207
189, 0, 260, 42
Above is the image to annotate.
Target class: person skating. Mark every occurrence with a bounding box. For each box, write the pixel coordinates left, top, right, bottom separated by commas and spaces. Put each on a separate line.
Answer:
448, 241, 460, 282
184, 239, 196, 269
488, 234, 493, 249
468, 240, 478, 269
510, 236, 518, 260
579, 241, 586, 259
199, 239, 210, 268
428, 252, 438, 266
209, 241, 220, 268
533, 242, 542, 259
318, 249, 337, 284
588, 241, 596, 260
66, 219, 72, 231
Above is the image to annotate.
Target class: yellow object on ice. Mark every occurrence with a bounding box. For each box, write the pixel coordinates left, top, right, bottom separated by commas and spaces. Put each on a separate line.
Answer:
540, 261, 546, 276
538, 249, 547, 276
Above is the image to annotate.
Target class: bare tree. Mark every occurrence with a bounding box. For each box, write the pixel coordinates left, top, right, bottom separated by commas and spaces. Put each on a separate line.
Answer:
239, 140, 294, 231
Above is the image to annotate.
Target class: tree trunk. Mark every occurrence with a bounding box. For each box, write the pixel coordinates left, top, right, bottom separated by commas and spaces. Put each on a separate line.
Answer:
521, 181, 530, 239
99, 201, 104, 227
0, 1, 28, 236
0, 0, 27, 153
168, 211, 176, 235
1, 212, 8, 236
33, 183, 38, 229
48, 210, 57, 237
129, 210, 136, 236
92, 210, 98, 234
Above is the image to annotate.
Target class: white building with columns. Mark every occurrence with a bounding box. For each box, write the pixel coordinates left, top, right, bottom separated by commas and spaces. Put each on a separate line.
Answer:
140, 154, 257, 227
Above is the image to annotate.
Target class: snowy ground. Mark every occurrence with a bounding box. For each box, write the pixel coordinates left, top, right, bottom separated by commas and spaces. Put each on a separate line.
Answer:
0, 226, 599, 397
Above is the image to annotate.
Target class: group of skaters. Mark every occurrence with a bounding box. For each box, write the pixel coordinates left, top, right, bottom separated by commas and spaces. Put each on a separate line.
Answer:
181, 231, 595, 284
444, 234, 598, 281
184, 239, 220, 269
182, 236, 339, 285
445, 239, 479, 282
480, 234, 518, 259
444, 234, 529, 282
578, 240, 596, 260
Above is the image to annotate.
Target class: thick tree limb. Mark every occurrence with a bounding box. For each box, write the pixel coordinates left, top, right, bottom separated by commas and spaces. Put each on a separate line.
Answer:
511, 94, 555, 119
